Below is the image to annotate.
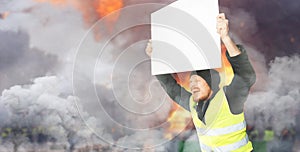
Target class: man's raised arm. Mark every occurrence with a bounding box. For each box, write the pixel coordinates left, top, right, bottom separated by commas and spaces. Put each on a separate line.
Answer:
217, 13, 256, 114
145, 41, 191, 111
217, 13, 256, 87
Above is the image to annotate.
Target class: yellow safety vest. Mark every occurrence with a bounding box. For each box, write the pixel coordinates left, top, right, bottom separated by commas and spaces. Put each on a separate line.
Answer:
264, 130, 274, 142
189, 88, 253, 152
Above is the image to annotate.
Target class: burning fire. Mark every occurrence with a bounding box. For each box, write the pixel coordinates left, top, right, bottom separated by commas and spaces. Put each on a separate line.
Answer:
33, 0, 235, 142
164, 44, 234, 139
218, 44, 234, 85
96, 0, 123, 22
35, 0, 124, 40
164, 102, 193, 139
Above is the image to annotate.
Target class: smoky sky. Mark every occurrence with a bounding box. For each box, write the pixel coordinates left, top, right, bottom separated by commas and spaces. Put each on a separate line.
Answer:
0, 1, 299, 150
219, 0, 300, 61
0, 30, 58, 92
127, 0, 300, 62
113, 0, 300, 62
108, 0, 300, 62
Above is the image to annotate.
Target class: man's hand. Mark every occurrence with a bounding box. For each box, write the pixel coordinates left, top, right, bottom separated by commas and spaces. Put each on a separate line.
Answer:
216, 13, 241, 57
145, 40, 152, 57
216, 13, 229, 40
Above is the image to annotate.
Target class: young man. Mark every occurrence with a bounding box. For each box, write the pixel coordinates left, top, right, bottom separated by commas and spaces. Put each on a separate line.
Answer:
146, 13, 256, 151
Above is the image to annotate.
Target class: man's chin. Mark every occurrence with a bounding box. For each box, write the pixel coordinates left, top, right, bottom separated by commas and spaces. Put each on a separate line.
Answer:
193, 96, 202, 102
193, 95, 208, 102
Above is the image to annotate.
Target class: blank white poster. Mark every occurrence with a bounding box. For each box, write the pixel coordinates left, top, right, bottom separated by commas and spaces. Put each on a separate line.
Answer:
151, 0, 221, 75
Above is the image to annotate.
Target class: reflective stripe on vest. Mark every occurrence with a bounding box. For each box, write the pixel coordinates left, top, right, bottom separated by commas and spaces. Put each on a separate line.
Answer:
196, 121, 246, 136
200, 135, 249, 152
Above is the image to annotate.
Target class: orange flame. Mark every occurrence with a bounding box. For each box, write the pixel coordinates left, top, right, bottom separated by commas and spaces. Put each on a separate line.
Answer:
164, 102, 192, 139
216, 44, 234, 85
94, 0, 123, 39
164, 74, 193, 140
35, 0, 123, 40
96, 0, 123, 22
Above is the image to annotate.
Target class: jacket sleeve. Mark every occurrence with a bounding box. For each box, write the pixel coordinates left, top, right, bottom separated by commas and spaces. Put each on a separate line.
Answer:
224, 45, 256, 114
156, 74, 192, 111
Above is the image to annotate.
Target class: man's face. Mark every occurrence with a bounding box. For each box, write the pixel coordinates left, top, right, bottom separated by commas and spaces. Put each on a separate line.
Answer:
189, 75, 211, 102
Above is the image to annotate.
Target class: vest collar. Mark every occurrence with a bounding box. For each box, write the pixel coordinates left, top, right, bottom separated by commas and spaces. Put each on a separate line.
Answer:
196, 88, 220, 124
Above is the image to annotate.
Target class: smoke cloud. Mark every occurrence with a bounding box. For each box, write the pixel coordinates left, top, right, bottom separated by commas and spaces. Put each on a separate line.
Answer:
0, 30, 58, 92
1, 0, 300, 151
245, 55, 300, 136
0, 76, 112, 151
0, 0, 86, 57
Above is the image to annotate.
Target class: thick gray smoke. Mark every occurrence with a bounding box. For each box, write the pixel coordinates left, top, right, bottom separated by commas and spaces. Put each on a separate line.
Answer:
219, 7, 270, 92
245, 55, 300, 136
0, 1, 180, 151
1, 0, 299, 151
220, 8, 300, 132
0, 30, 58, 92
0, 76, 111, 151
